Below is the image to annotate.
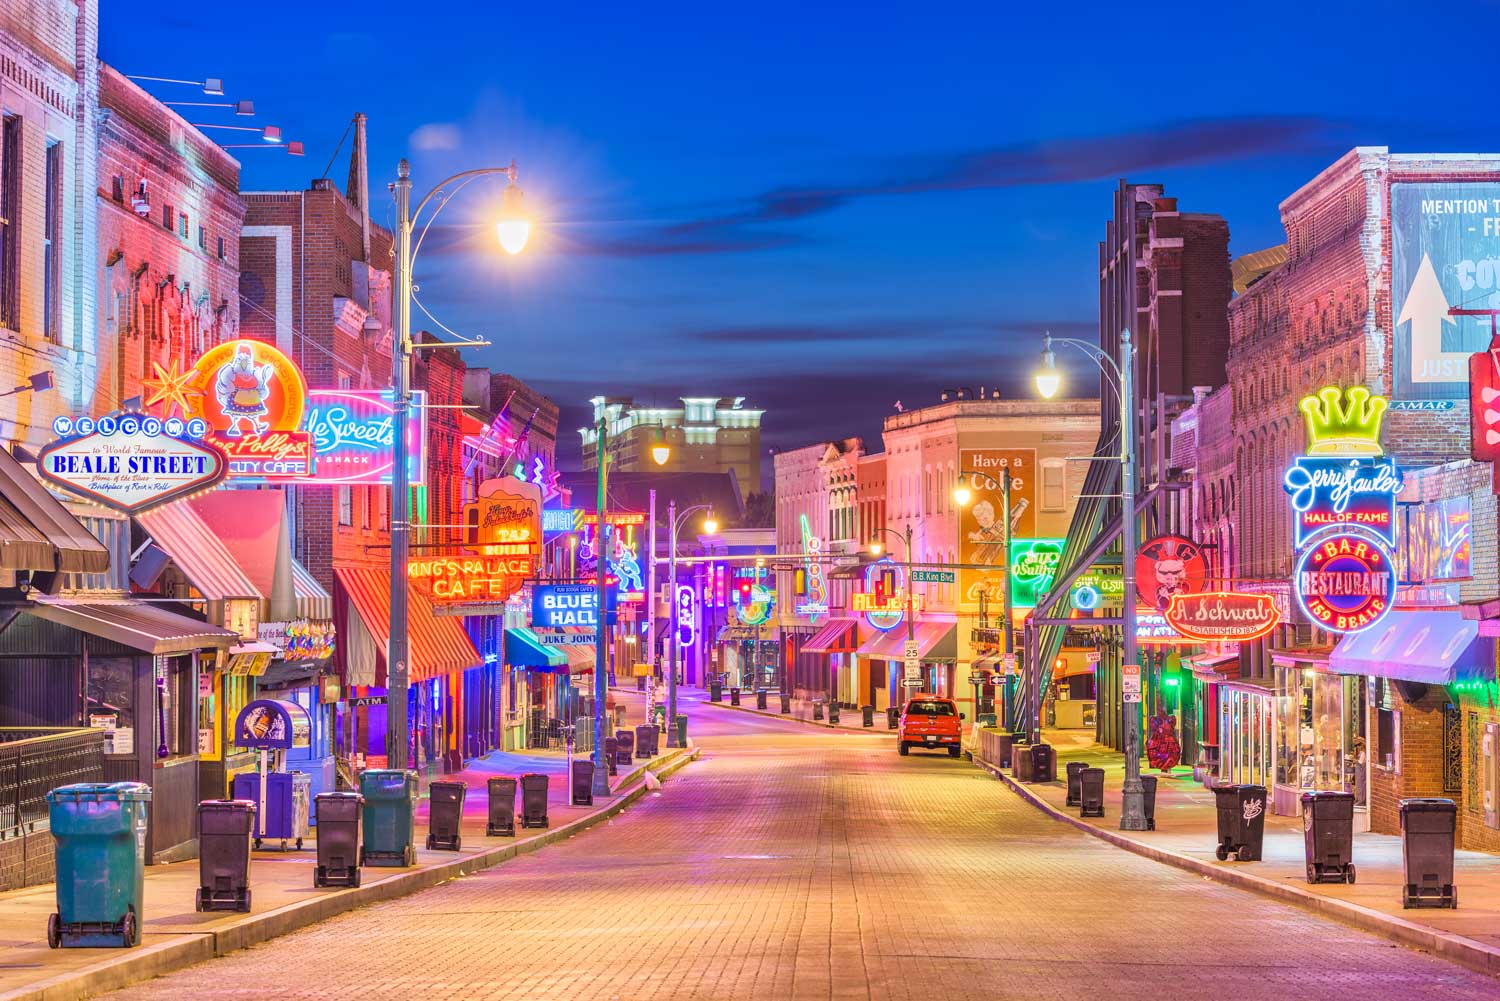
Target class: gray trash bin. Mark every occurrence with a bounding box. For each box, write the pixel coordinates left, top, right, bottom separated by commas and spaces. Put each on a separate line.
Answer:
425, 781, 466, 852
1029, 744, 1055, 783
314, 791, 363, 887
1302, 790, 1356, 884
197, 799, 256, 912
1079, 767, 1105, 818
730, 688, 742, 706
486, 778, 516, 837
780, 693, 792, 714
710, 681, 723, 702
520, 773, 549, 829
1214, 784, 1268, 861
828, 703, 841, 725
861, 706, 875, 728
813, 700, 825, 721
756, 689, 768, 710
1065, 761, 1086, 806
572, 761, 595, 806
615, 729, 635, 764
887, 707, 900, 729
1400, 797, 1456, 908
1140, 775, 1158, 830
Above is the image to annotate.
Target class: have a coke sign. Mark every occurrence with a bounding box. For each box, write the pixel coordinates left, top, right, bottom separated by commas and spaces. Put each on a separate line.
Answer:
1165, 592, 1280, 642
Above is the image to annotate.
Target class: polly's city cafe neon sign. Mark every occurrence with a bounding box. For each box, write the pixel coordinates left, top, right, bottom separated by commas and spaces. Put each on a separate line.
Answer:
185, 340, 314, 480
1164, 592, 1281, 643
1294, 529, 1395, 634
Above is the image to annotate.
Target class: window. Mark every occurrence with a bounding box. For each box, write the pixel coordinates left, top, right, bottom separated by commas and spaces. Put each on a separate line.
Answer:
337, 485, 352, 526
198, 225, 206, 250
360, 486, 371, 529
162, 204, 173, 230
0, 115, 20, 329
217, 236, 226, 260
43, 140, 61, 342
111, 174, 124, 202
178, 211, 188, 239
1041, 458, 1066, 512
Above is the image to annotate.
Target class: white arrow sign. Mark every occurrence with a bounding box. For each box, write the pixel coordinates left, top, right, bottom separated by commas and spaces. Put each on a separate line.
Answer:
1400, 252, 1466, 384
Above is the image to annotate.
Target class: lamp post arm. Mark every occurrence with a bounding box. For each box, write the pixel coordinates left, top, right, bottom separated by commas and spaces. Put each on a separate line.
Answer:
407, 163, 520, 271
1046, 335, 1124, 389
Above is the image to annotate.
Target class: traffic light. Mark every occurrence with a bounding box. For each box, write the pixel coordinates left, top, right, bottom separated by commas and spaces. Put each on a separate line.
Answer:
737, 579, 753, 603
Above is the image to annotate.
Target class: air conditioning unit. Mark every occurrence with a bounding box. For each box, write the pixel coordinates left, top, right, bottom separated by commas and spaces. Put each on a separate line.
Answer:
131, 181, 150, 217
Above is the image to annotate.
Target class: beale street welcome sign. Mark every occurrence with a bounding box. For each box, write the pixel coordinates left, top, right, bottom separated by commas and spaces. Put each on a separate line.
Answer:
39, 414, 227, 513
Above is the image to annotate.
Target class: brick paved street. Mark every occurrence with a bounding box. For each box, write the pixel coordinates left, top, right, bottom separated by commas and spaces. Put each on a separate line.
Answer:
99, 693, 1498, 1000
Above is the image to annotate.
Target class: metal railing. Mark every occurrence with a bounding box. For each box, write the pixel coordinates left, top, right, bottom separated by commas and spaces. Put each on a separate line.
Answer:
0, 728, 106, 836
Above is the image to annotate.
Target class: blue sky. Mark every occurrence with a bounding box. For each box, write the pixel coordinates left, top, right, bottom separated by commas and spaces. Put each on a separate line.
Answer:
110, 1, 1486, 472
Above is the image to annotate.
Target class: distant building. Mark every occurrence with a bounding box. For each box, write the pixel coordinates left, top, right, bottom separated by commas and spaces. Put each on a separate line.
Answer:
579, 395, 764, 500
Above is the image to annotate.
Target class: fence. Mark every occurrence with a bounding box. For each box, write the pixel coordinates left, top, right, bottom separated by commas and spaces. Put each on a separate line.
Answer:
1, 728, 106, 836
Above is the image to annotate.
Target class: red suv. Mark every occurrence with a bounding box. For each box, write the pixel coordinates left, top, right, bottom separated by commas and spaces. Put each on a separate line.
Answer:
897, 695, 964, 757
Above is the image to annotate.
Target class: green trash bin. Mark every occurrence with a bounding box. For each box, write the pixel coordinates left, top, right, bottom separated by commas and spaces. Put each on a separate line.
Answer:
359, 770, 417, 867
675, 714, 688, 747
46, 782, 152, 948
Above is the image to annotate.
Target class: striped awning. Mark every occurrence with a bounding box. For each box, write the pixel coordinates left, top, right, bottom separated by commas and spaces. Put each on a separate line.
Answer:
0, 447, 109, 573
802, 617, 858, 655
559, 642, 596, 675
856, 620, 958, 662
136, 501, 261, 601
505, 627, 566, 669
291, 560, 332, 621
26, 596, 238, 654
335, 566, 480, 684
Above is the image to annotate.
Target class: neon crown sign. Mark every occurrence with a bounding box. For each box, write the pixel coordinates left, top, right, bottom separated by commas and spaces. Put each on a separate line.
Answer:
1299, 386, 1388, 457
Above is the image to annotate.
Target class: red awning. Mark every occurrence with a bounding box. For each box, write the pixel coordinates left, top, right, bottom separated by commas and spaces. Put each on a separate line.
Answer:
334, 566, 480, 684
802, 617, 858, 655
136, 501, 261, 601
855, 620, 957, 662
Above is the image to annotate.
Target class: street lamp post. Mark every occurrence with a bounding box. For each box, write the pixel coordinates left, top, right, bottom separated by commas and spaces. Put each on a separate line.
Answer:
869, 524, 915, 705
387, 158, 527, 772
665, 501, 716, 747
591, 415, 612, 796
1035, 327, 1145, 832
953, 466, 1013, 725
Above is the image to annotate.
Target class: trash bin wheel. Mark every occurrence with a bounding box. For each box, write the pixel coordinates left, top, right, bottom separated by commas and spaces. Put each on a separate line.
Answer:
1305, 863, 1317, 884
453, 835, 461, 851
1450, 887, 1458, 909
358, 847, 366, 866
314, 866, 326, 888
122, 911, 138, 947
1345, 864, 1356, 884
425, 834, 435, 850
351, 868, 362, 888
46, 913, 60, 949
253, 837, 261, 850
898, 742, 909, 757
239, 890, 251, 913
295, 837, 303, 850
1236, 846, 1255, 862
947, 746, 961, 758
404, 845, 416, 866
1214, 844, 1228, 861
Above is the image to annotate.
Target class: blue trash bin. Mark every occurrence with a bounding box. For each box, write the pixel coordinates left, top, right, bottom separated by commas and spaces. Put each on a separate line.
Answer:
46, 782, 152, 948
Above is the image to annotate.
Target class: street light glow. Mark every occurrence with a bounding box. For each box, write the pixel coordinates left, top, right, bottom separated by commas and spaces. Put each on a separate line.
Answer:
952, 484, 973, 507
869, 541, 883, 556
1035, 340, 1061, 399
496, 182, 531, 255
703, 516, 719, 534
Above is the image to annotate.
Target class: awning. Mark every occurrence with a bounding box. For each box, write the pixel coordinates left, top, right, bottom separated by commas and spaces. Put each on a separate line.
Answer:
801, 617, 858, 655
335, 567, 481, 684
136, 502, 261, 601
1329, 609, 1493, 685
505, 627, 566, 669
291, 560, 332, 621
1271, 645, 1332, 669
26, 597, 238, 654
1189, 651, 1241, 682
559, 643, 596, 675
855, 620, 958, 662
717, 623, 771, 642
190, 491, 297, 621
0, 447, 109, 573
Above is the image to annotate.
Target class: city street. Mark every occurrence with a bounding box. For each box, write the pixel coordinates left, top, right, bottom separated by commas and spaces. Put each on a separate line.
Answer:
98, 695, 1496, 1001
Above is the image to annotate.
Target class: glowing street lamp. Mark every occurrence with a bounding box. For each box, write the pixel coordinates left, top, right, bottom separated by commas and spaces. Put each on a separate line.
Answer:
868, 541, 883, 556
952, 483, 973, 508
650, 428, 671, 467
1035, 335, 1062, 399
495, 177, 531, 255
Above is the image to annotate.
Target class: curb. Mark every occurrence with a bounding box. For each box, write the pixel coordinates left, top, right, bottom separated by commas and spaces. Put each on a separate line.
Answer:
700, 697, 893, 736
972, 755, 1500, 979
2, 747, 702, 1001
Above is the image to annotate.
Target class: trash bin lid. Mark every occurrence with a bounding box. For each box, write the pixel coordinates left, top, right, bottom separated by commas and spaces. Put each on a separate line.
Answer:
1300, 790, 1354, 802
315, 791, 364, 802
198, 798, 258, 813
1399, 797, 1458, 812
46, 781, 152, 804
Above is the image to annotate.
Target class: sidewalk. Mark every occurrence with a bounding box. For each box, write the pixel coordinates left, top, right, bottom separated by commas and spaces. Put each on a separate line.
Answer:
974, 731, 1500, 976
0, 692, 697, 1001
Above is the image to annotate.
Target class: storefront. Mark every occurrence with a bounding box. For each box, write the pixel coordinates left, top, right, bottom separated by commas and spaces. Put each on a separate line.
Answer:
1270, 648, 1356, 818
800, 617, 859, 705
854, 619, 958, 711
1217, 678, 1275, 791
333, 565, 481, 770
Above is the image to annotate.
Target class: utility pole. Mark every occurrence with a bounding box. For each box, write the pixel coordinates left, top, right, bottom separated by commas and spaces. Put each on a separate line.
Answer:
1119, 328, 1146, 831
387, 161, 413, 772
592, 415, 611, 797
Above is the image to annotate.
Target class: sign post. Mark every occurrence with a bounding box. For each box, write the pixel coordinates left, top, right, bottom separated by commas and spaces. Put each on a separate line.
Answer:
1121, 664, 1142, 704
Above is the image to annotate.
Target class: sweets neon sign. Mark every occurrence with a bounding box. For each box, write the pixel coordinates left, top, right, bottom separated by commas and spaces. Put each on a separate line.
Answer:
296, 389, 427, 486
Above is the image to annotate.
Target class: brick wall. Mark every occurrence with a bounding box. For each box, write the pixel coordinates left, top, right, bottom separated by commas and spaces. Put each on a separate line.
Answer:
1368, 684, 1450, 835
1457, 692, 1500, 853
0, 825, 55, 892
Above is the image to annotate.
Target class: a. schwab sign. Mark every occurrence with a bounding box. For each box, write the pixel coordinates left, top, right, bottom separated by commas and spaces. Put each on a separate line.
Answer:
293, 389, 427, 486
532, 583, 617, 628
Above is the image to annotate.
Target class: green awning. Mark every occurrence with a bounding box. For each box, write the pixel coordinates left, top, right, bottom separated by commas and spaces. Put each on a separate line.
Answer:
505, 627, 566, 669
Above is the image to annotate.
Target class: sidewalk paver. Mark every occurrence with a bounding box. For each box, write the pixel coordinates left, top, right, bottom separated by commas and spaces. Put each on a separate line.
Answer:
0, 689, 696, 1001
975, 730, 1500, 974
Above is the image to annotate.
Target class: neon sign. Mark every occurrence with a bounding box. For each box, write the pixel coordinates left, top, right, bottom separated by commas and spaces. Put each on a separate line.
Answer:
1134, 611, 1191, 645
675, 584, 697, 648
797, 514, 828, 623
533, 583, 615, 628
455, 479, 542, 603
1008, 538, 1064, 608
861, 558, 907, 631
1164, 592, 1281, 642
295, 389, 427, 486
542, 508, 584, 534
1283, 457, 1402, 547
1295, 529, 1395, 633
1300, 385, 1388, 456
732, 569, 775, 626
184, 340, 312, 480
409, 555, 532, 603
40, 414, 226, 513
1136, 534, 1210, 612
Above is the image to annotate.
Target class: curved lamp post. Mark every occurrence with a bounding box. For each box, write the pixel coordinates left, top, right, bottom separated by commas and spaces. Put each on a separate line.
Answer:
953, 465, 1014, 724
387, 159, 529, 771
868, 524, 915, 705
665, 503, 716, 746
1034, 327, 1144, 832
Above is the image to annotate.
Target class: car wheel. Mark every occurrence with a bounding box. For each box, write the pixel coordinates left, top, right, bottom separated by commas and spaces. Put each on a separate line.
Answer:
898, 742, 909, 756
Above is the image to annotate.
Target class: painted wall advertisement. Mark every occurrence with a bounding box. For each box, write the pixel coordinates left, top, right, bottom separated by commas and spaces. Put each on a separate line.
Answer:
958, 447, 1035, 606
1391, 183, 1500, 400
